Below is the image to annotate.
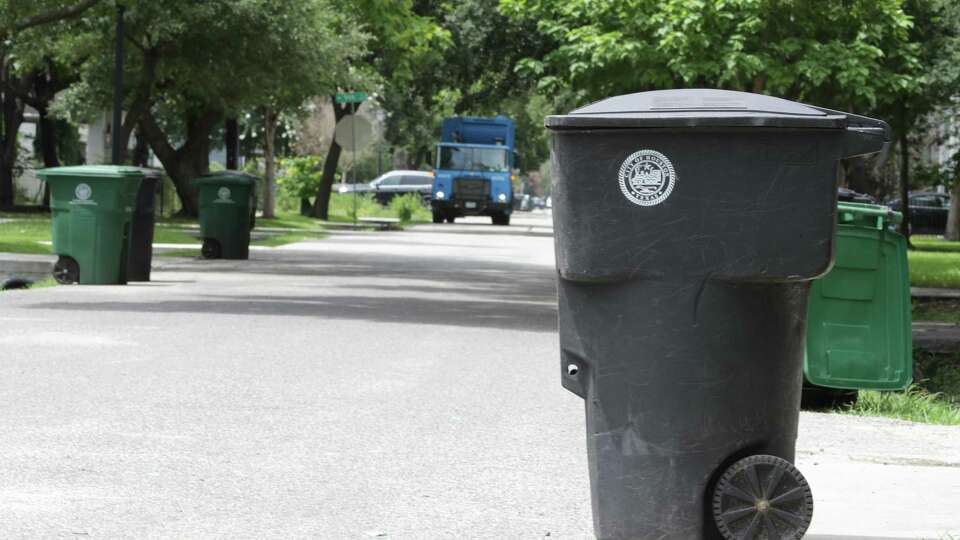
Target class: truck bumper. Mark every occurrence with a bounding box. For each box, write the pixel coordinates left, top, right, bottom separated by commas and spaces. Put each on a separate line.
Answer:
432, 200, 512, 217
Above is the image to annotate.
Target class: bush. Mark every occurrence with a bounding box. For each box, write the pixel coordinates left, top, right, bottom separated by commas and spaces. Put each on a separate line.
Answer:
328, 193, 388, 221
389, 192, 428, 223
277, 156, 322, 211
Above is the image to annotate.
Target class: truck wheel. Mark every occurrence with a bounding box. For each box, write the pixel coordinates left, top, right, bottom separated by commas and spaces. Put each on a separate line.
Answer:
712, 454, 813, 540
201, 239, 222, 259
432, 211, 444, 224
52, 256, 80, 284
445, 215, 456, 223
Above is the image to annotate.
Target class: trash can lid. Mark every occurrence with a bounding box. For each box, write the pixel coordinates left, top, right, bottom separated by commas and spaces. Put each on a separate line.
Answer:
546, 89, 857, 130
192, 171, 259, 186
36, 165, 146, 179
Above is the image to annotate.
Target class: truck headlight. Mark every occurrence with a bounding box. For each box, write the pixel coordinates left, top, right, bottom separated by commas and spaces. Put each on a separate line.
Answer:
436, 191, 445, 200
498, 193, 507, 202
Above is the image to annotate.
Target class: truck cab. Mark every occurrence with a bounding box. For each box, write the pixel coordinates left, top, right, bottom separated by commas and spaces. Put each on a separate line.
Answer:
431, 116, 515, 226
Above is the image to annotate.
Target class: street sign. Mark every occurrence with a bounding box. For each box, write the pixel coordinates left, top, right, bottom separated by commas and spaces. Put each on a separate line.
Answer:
334, 114, 374, 153
335, 92, 368, 104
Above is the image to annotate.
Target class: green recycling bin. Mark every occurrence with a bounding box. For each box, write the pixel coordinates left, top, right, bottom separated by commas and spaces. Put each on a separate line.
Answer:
37, 165, 144, 285
192, 171, 258, 259
805, 201, 912, 391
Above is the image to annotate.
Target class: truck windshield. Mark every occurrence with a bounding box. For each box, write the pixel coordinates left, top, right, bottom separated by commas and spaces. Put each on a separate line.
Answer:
437, 146, 509, 172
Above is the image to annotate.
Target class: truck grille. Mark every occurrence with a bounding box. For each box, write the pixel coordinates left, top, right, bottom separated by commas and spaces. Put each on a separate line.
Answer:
453, 178, 489, 200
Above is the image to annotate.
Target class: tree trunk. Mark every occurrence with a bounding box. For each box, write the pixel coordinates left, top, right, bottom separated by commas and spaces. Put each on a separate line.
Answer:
946, 181, 960, 241
262, 107, 277, 219
897, 129, 912, 245
896, 101, 912, 246
36, 105, 59, 208
131, 128, 150, 167
138, 107, 220, 216
312, 97, 348, 219
0, 80, 25, 208
116, 50, 159, 164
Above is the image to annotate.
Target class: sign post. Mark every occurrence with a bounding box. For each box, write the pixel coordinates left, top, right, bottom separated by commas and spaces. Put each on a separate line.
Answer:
334, 92, 369, 226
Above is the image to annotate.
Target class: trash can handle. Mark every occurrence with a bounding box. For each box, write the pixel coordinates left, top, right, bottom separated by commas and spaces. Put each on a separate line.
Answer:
805, 104, 891, 159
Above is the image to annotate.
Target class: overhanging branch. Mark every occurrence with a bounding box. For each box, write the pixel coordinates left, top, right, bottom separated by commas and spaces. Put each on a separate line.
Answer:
13, 0, 101, 33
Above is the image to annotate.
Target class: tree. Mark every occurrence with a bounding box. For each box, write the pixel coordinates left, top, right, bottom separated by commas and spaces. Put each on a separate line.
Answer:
0, 0, 100, 208
61, 0, 361, 215
310, 0, 448, 219
872, 0, 960, 242
502, 0, 960, 244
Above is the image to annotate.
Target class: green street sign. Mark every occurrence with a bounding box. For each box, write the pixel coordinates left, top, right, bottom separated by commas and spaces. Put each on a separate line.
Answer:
335, 92, 368, 104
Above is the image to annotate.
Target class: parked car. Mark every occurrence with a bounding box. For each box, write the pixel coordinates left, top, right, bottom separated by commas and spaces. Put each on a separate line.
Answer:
338, 170, 434, 205
887, 191, 951, 235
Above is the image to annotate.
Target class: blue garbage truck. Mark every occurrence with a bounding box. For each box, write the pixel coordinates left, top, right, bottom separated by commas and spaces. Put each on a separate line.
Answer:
431, 116, 515, 225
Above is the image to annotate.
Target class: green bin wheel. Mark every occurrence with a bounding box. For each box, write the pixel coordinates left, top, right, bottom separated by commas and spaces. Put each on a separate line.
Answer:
712, 454, 813, 540
445, 215, 456, 224
52, 256, 80, 285
432, 211, 444, 224
201, 239, 222, 260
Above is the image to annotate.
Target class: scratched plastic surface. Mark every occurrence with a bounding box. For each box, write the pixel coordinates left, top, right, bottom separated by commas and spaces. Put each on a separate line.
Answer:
546, 89, 890, 540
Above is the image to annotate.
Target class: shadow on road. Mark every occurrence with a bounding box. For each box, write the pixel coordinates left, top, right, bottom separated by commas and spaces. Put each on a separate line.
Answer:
25, 293, 558, 332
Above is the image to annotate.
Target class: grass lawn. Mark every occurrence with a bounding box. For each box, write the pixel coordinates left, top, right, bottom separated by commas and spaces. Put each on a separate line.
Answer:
838, 350, 960, 426
844, 386, 960, 425
0, 214, 53, 254
0, 214, 198, 254
909, 235, 960, 289
0, 212, 332, 256
913, 299, 960, 323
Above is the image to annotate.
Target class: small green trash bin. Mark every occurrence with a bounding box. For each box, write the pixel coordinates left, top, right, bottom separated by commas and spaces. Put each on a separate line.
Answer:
37, 165, 144, 285
805, 201, 912, 391
192, 171, 258, 260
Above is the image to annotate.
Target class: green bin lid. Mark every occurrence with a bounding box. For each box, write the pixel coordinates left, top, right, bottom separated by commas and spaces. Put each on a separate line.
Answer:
837, 201, 902, 229
36, 165, 146, 179
192, 170, 259, 187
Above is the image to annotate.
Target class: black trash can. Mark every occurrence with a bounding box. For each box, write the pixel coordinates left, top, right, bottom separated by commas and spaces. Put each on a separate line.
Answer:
127, 169, 162, 282
545, 89, 889, 540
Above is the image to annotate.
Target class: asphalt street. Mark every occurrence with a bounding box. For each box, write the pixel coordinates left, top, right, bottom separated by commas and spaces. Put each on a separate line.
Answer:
1, 211, 958, 539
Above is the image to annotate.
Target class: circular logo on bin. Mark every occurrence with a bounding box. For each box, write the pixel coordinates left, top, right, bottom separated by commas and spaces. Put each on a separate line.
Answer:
217, 187, 232, 201
75, 183, 92, 201
618, 149, 676, 207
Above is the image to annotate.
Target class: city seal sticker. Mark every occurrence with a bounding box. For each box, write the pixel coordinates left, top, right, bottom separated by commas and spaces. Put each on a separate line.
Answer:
618, 149, 676, 207
217, 187, 231, 201
75, 183, 92, 201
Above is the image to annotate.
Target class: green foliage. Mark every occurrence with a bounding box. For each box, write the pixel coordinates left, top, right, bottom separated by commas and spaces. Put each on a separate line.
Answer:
500, 0, 930, 113
846, 386, 960, 425
388, 192, 428, 223
328, 193, 391, 221
278, 156, 323, 199
914, 351, 960, 404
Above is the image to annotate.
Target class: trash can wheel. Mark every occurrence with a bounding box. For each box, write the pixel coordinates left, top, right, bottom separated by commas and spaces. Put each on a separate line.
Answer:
712, 454, 813, 540
201, 239, 222, 259
53, 256, 80, 284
